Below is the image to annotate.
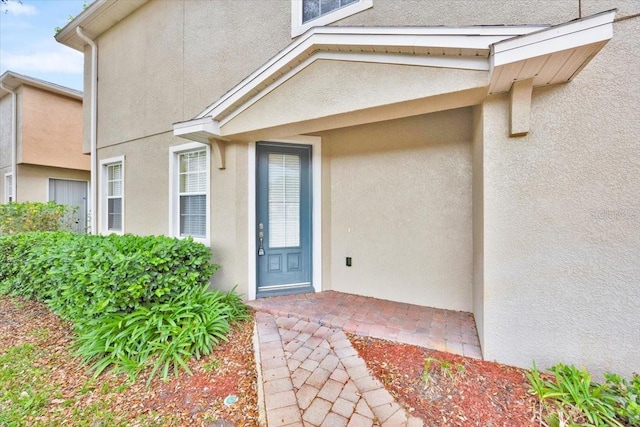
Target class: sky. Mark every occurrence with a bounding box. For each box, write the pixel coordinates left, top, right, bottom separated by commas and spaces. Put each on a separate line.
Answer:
0, 0, 87, 91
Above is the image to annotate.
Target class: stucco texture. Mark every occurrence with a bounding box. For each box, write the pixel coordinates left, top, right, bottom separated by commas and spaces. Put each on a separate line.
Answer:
82, 0, 639, 377
15, 164, 89, 203
320, 109, 473, 311
221, 59, 487, 140
480, 15, 640, 377
95, 0, 291, 148
97, 135, 249, 295
20, 86, 87, 171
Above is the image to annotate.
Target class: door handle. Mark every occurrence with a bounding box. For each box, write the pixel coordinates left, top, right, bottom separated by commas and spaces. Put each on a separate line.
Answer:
258, 223, 265, 256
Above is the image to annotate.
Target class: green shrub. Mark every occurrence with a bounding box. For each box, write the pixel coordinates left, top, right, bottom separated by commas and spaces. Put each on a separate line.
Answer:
74, 285, 250, 383
0, 231, 250, 384
0, 202, 76, 235
0, 232, 219, 324
526, 362, 639, 426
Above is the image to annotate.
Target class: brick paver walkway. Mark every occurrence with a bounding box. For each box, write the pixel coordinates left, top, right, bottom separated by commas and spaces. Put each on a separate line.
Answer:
250, 291, 483, 426
255, 312, 423, 426
249, 291, 482, 359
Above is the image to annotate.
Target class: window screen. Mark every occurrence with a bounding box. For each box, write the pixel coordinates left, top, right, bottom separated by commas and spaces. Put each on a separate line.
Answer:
178, 150, 207, 238
106, 163, 122, 231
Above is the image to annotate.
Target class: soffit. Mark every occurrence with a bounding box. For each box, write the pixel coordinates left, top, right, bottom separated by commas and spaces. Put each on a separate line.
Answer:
55, 0, 148, 51
489, 9, 615, 93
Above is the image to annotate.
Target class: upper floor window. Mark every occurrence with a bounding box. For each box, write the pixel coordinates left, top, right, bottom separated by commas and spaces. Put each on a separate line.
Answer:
291, 0, 372, 37
4, 173, 13, 203
169, 142, 210, 245
100, 156, 124, 234
303, 0, 358, 23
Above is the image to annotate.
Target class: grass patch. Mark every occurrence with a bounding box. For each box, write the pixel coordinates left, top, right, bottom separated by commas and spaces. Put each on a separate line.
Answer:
0, 344, 50, 423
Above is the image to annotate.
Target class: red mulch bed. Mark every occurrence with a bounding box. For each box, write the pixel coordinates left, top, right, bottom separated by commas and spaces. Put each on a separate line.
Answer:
349, 334, 541, 426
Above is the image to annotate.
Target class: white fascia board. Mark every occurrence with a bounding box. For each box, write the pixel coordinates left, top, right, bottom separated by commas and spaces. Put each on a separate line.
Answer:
173, 116, 221, 142
0, 70, 83, 99
56, 0, 148, 51
196, 26, 544, 121
491, 10, 615, 67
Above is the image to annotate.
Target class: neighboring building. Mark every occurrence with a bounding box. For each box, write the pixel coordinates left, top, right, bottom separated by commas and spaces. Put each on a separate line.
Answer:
0, 71, 90, 232
56, 1, 639, 377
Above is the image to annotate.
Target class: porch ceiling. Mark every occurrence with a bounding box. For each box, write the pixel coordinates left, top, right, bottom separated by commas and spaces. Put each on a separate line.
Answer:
173, 10, 615, 143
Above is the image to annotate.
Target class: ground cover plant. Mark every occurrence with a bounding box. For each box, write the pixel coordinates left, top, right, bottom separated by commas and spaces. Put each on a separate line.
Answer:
0, 296, 258, 426
349, 335, 639, 427
526, 362, 640, 427
0, 231, 249, 383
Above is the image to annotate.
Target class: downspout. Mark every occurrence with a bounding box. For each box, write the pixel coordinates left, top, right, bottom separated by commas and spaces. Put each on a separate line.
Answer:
75, 26, 98, 234
0, 83, 17, 202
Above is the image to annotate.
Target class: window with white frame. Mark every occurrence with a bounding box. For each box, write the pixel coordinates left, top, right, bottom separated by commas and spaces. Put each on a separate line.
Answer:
170, 143, 210, 244
100, 157, 124, 233
291, 0, 372, 37
4, 173, 13, 203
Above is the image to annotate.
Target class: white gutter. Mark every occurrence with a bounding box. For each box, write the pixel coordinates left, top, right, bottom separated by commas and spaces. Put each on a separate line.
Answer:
75, 26, 98, 234
0, 82, 17, 202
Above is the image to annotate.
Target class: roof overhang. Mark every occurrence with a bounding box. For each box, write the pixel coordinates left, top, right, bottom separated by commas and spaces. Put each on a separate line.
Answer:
489, 9, 615, 93
174, 10, 615, 143
55, 0, 148, 51
0, 70, 83, 100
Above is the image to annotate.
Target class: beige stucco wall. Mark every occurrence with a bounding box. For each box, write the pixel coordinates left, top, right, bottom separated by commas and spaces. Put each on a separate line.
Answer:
95, 0, 291, 149
20, 86, 87, 171
336, 0, 577, 27
471, 105, 485, 349
14, 164, 89, 203
81, 0, 639, 377
0, 94, 12, 170
319, 109, 473, 311
222, 60, 487, 141
480, 15, 640, 377
97, 136, 249, 295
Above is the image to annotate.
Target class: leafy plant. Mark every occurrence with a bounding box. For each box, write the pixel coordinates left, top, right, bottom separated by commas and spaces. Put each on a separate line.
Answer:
0, 201, 77, 235
604, 372, 640, 425
0, 231, 219, 324
526, 362, 638, 427
421, 356, 465, 388
73, 286, 250, 384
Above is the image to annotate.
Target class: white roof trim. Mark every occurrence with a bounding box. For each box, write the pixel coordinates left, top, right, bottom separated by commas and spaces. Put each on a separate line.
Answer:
491, 9, 616, 67
56, 0, 148, 51
174, 12, 615, 141
197, 26, 546, 120
489, 9, 615, 93
0, 70, 83, 100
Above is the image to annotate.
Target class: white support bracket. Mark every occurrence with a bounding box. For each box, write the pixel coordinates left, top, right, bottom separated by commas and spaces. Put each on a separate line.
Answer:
209, 138, 226, 169
510, 78, 533, 137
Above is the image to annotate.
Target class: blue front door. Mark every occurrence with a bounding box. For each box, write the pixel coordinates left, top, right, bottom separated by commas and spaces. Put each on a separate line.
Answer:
256, 142, 313, 297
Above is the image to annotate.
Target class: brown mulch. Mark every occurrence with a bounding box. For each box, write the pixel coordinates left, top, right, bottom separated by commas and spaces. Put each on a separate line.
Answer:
349, 334, 541, 427
0, 295, 259, 426
3, 295, 547, 426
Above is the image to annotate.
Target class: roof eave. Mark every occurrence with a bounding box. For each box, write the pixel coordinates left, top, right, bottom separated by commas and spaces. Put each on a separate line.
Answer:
0, 70, 83, 100
55, 0, 148, 51
489, 9, 616, 93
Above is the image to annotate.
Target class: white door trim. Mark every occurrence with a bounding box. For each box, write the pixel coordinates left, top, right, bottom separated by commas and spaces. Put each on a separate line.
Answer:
248, 136, 322, 300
